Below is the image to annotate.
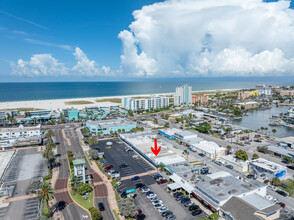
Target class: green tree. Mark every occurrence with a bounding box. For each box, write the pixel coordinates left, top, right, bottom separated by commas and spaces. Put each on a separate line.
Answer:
42, 146, 54, 161
158, 164, 165, 171
118, 198, 138, 218
252, 153, 259, 160
88, 149, 99, 160
196, 122, 211, 134
37, 182, 55, 217
226, 145, 232, 152
164, 122, 169, 128
46, 129, 55, 139
122, 129, 125, 133
272, 129, 277, 136
88, 137, 98, 145
257, 146, 268, 153
153, 118, 158, 124
89, 207, 101, 220
235, 150, 248, 161
272, 177, 281, 186
77, 182, 93, 196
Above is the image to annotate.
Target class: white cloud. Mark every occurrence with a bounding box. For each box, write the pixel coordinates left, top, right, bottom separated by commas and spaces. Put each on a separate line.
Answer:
72, 47, 111, 76
11, 54, 68, 76
119, 0, 294, 77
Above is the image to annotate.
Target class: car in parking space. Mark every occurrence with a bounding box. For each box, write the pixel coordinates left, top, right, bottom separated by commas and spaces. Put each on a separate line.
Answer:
131, 176, 140, 181
188, 204, 199, 211
199, 153, 205, 157
280, 183, 288, 188
98, 202, 105, 211
226, 165, 233, 169
152, 200, 163, 205
158, 206, 169, 213
214, 160, 222, 166
153, 173, 162, 180
140, 187, 150, 193
115, 181, 122, 187
154, 204, 163, 210
181, 198, 190, 204
101, 160, 108, 165
277, 202, 285, 208
184, 201, 193, 207
191, 209, 202, 216
136, 214, 146, 220
175, 195, 185, 201
246, 174, 254, 179
287, 165, 294, 170
104, 165, 113, 171
146, 191, 154, 196
200, 167, 209, 175
150, 196, 160, 202
121, 192, 127, 198
162, 210, 173, 217
166, 214, 176, 220
157, 179, 168, 184
173, 192, 183, 198
135, 183, 146, 188
276, 190, 288, 197
119, 163, 129, 169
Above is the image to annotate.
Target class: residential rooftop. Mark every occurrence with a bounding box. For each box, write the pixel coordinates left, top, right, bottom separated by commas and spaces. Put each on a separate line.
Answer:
86, 118, 135, 128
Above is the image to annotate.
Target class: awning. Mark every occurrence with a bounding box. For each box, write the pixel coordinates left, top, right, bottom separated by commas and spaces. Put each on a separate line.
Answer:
167, 183, 181, 191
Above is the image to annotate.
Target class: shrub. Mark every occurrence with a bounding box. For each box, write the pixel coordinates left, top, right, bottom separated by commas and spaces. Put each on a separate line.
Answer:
209, 213, 219, 219
77, 182, 93, 196
89, 207, 101, 220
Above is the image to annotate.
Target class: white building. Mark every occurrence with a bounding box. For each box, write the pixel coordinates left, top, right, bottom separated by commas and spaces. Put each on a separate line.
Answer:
220, 155, 249, 173
249, 158, 287, 180
174, 84, 192, 106
122, 96, 169, 111
73, 159, 86, 183
0, 125, 43, 140
190, 141, 226, 159
256, 84, 272, 96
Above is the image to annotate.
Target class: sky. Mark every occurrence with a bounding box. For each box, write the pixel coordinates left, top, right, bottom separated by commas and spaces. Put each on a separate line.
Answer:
1, 0, 294, 82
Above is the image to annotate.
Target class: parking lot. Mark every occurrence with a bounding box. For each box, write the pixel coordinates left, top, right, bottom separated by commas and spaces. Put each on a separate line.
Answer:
91, 140, 155, 178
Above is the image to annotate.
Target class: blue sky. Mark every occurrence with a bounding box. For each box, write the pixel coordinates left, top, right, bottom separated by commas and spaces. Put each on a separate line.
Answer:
1, 0, 294, 82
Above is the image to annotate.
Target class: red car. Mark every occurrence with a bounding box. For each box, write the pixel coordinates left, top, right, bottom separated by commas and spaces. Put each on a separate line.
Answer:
277, 202, 285, 208
157, 179, 168, 184
104, 165, 113, 171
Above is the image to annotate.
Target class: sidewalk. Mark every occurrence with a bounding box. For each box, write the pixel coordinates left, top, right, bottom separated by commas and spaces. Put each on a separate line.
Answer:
91, 161, 125, 220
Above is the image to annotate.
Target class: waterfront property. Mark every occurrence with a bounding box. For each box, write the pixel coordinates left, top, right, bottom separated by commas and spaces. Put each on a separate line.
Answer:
174, 84, 192, 106
238, 90, 258, 100
121, 96, 169, 112
249, 158, 287, 180
235, 101, 259, 110
279, 90, 294, 97
86, 118, 136, 135
256, 84, 272, 96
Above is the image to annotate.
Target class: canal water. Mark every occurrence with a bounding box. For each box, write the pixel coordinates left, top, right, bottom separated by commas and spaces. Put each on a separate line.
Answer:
231, 106, 294, 138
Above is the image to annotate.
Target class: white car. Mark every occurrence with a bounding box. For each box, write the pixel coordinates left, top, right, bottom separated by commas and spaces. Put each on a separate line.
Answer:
158, 206, 169, 213
152, 200, 163, 206
149, 196, 160, 202
115, 181, 122, 186
140, 187, 150, 193
154, 204, 163, 210
147, 193, 157, 199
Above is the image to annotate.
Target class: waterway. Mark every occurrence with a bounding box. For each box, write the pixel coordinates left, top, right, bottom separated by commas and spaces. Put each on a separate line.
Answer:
231, 106, 294, 138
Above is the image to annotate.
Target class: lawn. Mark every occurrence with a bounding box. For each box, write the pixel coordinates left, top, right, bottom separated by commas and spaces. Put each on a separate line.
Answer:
281, 179, 294, 197
65, 100, 94, 105
113, 210, 120, 220
85, 151, 92, 165
70, 190, 93, 210
95, 98, 121, 103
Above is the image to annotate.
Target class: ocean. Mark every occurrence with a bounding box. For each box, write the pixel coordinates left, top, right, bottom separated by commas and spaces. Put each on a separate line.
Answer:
0, 81, 291, 102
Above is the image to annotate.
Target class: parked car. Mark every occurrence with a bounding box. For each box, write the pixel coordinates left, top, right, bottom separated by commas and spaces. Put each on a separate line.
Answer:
98, 202, 105, 211
226, 165, 233, 169
150, 196, 160, 202
136, 214, 146, 220
121, 192, 127, 198
188, 204, 199, 211
132, 194, 137, 199
119, 163, 129, 168
181, 198, 190, 204
287, 165, 294, 170
137, 209, 142, 215
135, 183, 146, 188
184, 201, 193, 207
152, 200, 163, 206
140, 187, 150, 193
264, 180, 271, 185
280, 183, 288, 188
104, 165, 113, 171
154, 204, 163, 210
200, 167, 209, 175
199, 153, 205, 157
173, 192, 183, 198
214, 161, 222, 166
146, 191, 155, 197
281, 160, 290, 164
131, 176, 140, 181
246, 174, 254, 179
157, 179, 168, 184
277, 202, 286, 208
191, 210, 202, 216
176, 195, 185, 201
162, 210, 173, 217
158, 206, 169, 213
276, 190, 288, 197
115, 181, 122, 187
166, 214, 176, 220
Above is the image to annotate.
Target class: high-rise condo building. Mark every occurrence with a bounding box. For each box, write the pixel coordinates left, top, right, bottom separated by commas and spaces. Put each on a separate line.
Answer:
174, 84, 192, 106
122, 96, 169, 111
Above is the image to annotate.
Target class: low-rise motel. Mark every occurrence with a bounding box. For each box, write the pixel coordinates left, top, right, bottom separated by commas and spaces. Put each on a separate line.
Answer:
86, 118, 136, 135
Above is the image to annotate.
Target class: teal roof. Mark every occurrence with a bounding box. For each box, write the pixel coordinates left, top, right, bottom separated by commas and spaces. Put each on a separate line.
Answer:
73, 159, 86, 165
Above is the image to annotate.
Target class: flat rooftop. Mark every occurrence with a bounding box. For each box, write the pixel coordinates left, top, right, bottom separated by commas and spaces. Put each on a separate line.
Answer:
86, 118, 135, 128
221, 155, 249, 166
158, 128, 180, 136
249, 158, 286, 172
191, 140, 225, 155
0, 151, 14, 179
0, 125, 41, 133
267, 145, 294, 160
194, 172, 265, 206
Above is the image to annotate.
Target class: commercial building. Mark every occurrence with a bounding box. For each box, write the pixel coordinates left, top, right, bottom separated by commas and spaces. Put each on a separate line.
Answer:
0, 110, 19, 120
235, 101, 259, 110
249, 158, 287, 180
174, 84, 192, 106
238, 90, 258, 100
279, 90, 294, 97
86, 118, 136, 135
190, 141, 226, 159
219, 155, 249, 173
192, 94, 208, 104
121, 96, 169, 112
279, 136, 294, 148
265, 145, 294, 160
256, 85, 272, 96
0, 125, 43, 140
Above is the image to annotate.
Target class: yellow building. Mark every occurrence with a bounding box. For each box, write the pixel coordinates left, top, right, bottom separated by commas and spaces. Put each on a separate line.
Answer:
252, 90, 258, 96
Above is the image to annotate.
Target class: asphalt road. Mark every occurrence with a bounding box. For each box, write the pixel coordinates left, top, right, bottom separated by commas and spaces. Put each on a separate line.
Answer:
94, 197, 114, 220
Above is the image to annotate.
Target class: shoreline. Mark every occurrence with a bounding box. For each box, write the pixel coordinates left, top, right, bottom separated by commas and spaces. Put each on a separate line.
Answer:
0, 88, 243, 111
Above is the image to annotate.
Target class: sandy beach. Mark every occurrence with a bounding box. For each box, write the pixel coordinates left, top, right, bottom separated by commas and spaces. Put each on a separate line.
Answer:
0, 88, 240, 111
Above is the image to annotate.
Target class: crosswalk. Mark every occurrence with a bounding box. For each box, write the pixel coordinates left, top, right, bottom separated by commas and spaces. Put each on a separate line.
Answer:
0, 206, 8, 220
23, 198, 40, 220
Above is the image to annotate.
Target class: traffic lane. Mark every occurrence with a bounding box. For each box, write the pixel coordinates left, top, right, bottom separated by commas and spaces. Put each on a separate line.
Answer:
94, 197, 115, 220
267, 189, 294, 210
93, 140, 154, 178
62, 204, 90, 220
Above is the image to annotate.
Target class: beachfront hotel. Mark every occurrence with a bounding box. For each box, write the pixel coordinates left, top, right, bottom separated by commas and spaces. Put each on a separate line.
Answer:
121, 96, 169, 112
174, 84, 192, 106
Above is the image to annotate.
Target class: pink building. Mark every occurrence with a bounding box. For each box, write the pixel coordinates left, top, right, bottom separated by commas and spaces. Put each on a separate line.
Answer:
192, 95, 208, 104
280, 90, 294, 97
238, 91, 251, 100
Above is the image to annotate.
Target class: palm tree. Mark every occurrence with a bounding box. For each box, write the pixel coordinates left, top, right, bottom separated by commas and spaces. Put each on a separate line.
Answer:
42, 146, 54, 161
260, 127, 264, 134
272, 129, 277, 137
37, 182, 55, 217
46, 129, 55, 139
264, 127, 268, 135
226, 145, 232, 154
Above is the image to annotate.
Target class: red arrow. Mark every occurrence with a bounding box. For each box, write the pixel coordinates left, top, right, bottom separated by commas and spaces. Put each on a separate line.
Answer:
151, 139, 161, 156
